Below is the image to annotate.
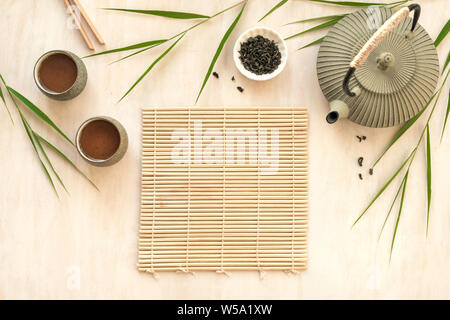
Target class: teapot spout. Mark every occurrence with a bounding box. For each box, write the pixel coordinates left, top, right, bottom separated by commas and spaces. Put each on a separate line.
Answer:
326, 100, 349, 124
326, 111, 340, 124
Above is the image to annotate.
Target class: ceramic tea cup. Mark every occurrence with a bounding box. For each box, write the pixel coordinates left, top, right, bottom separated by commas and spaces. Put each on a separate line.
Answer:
233, 26, 288, 81
34, 50, 87, 101
76, 116, 128, 167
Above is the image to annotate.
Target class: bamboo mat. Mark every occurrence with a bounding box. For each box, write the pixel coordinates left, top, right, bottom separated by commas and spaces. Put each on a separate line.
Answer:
140, 107, 308, 274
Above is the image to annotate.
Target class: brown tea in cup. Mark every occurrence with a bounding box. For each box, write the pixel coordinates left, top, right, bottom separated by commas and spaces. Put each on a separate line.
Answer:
79, 120, 121, 160
38, 53, 77, 93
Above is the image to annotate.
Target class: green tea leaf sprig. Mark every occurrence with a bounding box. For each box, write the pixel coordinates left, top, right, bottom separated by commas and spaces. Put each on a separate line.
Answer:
196, 1, 247, 103
0, 74, 97, 196
0, 74, 13, 123
284, 16, 344, 41
120, 33, 186, 102
440, 88, 450, 142
102, 8, 210, 20
259, 0, 288, 22
355, 56, 450, 258
434, 19, 450, 47
86, 1, 247, 103
308, 0, 407, 6
284, 0, 412, 50
257, 0, 400, 23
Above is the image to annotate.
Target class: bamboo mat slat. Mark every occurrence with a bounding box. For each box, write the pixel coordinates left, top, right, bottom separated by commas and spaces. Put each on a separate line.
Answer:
139, 107, 308, 274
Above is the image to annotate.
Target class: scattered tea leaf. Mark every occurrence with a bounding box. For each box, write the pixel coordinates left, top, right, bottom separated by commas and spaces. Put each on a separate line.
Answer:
120, 33, 186, 102
390, 170, 409, 260
285, 17, 343, 40
196, 1, 246, 103
213, 72, 219, 79
103, 8, 209, 19
358, 157, 364, 167
237, 86, 244, 93
434, 19, 450, 48
7, 86, 74, 146
426, 125, 432, 236
259, 0, 288, 22
358, 173, 363, 180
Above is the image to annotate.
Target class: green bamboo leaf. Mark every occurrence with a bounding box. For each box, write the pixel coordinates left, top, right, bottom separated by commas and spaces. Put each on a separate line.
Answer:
33, 131, 68, 193
103, 8, 209, 19
84, 39, 168, 58
196, 2, 246, 103
443, 50, 450, 74
297, 36, 325, 50
426, 125, 431, 236
388, 0, 409, 9
7, 86, 74, 146
373, 69, 450, 167
120, 33, 185, 102
91, 1, 244, 61
0, 84, 5, 106
35, 132, 99, 191
0, 83, 12, 121
390, 170, 409, 260
308, 0, 399, 6
284, 17, 343, 40
86, 1, 245, 101
434, 19, 450, 47
172, 1, 246, 38
285, 14, 344, 26
0, 74, 14, 123
259, 0, 288, 22
378, 175, 406, 241
19, 112, 58, 196
372, 93, 436, 168
110, 43, 160, 64
353, 151, 413, 227
440, 89, 450, 142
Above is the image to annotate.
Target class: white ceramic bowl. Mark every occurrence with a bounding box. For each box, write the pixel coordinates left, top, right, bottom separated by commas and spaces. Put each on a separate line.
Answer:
233, 26, 288, 81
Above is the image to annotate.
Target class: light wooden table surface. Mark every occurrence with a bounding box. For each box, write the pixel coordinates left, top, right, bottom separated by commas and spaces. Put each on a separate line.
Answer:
0, 0, 449, 300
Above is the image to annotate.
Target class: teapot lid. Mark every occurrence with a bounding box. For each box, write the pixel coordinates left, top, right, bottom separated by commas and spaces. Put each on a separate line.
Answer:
317, 7, 439, 128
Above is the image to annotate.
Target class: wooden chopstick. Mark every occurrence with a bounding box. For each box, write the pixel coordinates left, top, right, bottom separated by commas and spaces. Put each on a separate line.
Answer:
72, 0, 105, 45
63, 0, 94, 50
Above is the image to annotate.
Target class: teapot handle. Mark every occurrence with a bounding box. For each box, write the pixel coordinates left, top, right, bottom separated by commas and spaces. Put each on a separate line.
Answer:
343, 4, 421, 97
